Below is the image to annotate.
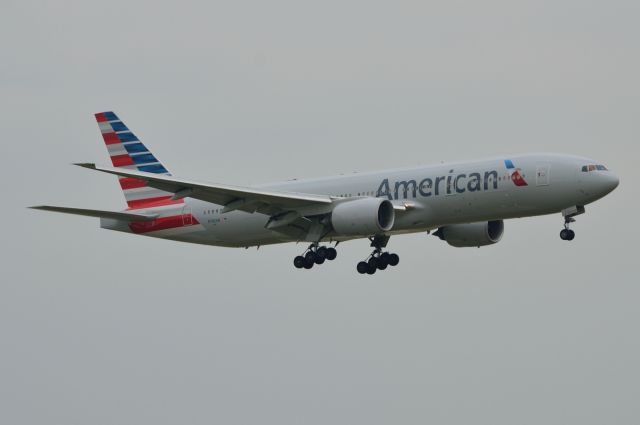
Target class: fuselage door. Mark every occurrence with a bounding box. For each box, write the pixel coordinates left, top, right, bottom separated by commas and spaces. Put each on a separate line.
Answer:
536, 164, 550, 186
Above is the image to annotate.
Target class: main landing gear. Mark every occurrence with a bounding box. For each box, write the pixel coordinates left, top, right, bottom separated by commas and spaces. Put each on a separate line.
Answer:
293, 244, 338, 270
356, 235, 399, 275
559, 206, 584, 241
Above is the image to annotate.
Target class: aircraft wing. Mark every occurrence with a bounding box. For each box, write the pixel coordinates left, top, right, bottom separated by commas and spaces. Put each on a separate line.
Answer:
76, 163, 333, 214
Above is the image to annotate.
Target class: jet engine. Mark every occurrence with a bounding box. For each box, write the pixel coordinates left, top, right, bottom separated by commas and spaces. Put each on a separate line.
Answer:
331, 198, 395, 236
434, 220, 504, 247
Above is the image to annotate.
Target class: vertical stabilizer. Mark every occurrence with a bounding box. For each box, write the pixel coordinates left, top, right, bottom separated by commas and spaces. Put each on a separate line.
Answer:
94, 111, 183, 209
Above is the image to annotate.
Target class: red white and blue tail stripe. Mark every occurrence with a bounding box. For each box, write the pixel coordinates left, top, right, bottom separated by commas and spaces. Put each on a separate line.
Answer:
95, 111, 183, 209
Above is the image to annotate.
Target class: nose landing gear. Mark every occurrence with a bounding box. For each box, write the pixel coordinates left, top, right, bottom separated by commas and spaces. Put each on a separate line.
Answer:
559, 206, 584, 241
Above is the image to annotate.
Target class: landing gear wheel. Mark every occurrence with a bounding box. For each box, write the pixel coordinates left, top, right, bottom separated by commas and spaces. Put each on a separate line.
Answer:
303, 251, 316, 269
314, 256, 326, 265
326, 247, 337, 261
560, 229, 570, 240
316, 246, 328, 259
303, 257, 314, 269
567, 229, 575, 240
388, 253, 399, 266
293, 256, 305, 269
357, 261, 368, 274
377, 253, 389, 269
380, 252, 390, 264
365, 257, 378, 274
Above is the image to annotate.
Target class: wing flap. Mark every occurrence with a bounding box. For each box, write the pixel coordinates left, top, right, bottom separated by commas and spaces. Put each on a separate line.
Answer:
30, 205, 158, 222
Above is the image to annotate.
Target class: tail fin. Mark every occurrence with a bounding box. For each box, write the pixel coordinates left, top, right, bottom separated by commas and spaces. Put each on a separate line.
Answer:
95, 111, 182, 209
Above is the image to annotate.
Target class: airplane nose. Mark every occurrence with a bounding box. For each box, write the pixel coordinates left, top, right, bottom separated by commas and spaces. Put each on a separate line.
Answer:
600, 172, 620, 195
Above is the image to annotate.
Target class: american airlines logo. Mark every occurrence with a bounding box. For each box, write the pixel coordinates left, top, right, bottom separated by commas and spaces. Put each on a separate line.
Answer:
376, 159, 527, 200
504, 159, 528, 187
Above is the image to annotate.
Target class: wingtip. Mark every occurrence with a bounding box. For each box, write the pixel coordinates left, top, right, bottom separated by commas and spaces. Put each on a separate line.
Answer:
28, 205, 54, 212
74, 162, 96, 169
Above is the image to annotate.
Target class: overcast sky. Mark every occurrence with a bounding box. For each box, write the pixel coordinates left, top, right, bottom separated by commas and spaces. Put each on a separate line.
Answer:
1, 1, 639, 424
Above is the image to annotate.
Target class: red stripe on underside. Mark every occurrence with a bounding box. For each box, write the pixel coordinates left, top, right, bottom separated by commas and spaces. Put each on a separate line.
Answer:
102, 132, 120, 145
129, 214, 200, 234
119, 177, 147, 190
126, 196, 184, 209
111, 154, 134, 167
95, 112, 107, 122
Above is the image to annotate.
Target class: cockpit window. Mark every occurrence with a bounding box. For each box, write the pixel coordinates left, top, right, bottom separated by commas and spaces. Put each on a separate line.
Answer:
582, 164, 608, 172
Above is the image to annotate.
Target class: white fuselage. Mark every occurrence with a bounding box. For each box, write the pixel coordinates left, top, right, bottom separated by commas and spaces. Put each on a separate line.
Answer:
101, 153, 619, 247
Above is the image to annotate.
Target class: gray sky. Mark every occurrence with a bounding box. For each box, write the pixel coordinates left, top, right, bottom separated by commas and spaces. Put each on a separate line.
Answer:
1, 0, 639, 424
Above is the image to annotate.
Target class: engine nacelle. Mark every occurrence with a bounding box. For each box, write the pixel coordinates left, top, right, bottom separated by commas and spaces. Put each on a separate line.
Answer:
434, 220, 504, 247
331, 198, 395, 236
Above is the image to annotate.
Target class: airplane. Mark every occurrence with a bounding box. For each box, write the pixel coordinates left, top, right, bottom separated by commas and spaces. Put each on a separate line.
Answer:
31, 111, 620, 274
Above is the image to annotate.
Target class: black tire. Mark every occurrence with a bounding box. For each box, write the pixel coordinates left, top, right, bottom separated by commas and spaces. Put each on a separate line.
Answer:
293, 256, 305, 269
378, 253, 389, 268
377, 262, 388, 270
305, 251, 316, 262
368, 257, 378, 270
357, 261, 368, 274
315, 256, 326, 265
560, 229, 569, 240
316, 246, 328, 259
388, 253, 399, 266
303, 258, 314, 269
366, 264, 377, 275
326, 247, 337, 261
567, 229, 575, 241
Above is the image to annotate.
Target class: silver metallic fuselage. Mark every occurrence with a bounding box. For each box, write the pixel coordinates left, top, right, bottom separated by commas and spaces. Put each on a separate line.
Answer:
102, 153, 619, 247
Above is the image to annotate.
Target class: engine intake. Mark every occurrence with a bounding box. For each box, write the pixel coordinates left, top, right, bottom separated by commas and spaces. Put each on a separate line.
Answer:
331, 198, 395, 236
434, 220, 504, 247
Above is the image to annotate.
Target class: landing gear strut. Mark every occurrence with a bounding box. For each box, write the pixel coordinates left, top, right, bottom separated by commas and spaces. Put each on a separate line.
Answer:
293, 243, 338, 270
356, 235, 399, 275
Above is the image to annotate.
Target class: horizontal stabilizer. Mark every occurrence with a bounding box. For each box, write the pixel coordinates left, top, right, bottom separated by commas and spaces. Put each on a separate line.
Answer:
29, 205, 158, 222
